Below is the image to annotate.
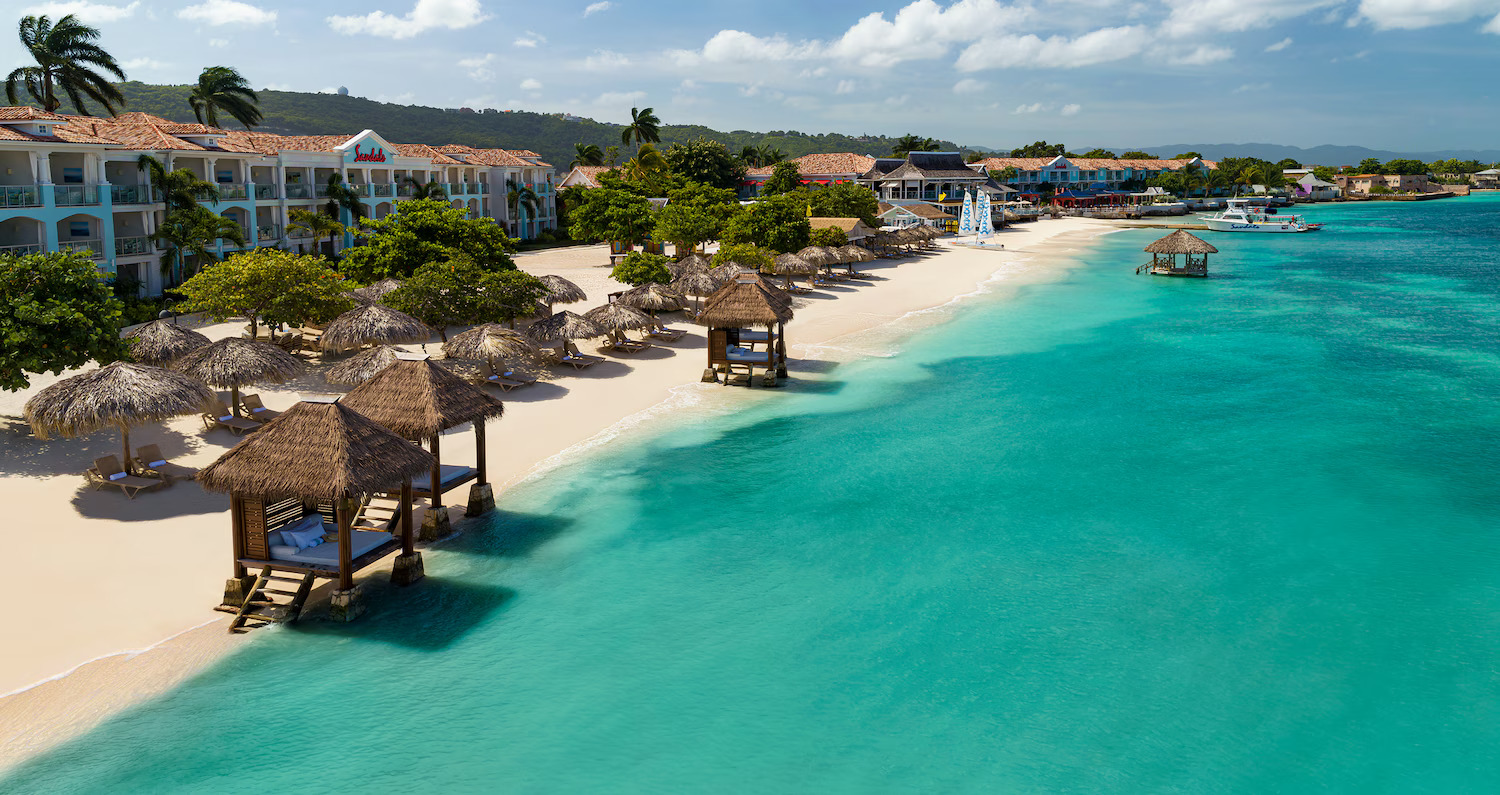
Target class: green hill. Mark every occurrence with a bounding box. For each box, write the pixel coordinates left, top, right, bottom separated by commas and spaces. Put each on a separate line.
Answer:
105, 82, 959, 171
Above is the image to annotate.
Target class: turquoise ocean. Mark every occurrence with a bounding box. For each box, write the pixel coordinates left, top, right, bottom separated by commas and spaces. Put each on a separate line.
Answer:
6, 196, 1500, 793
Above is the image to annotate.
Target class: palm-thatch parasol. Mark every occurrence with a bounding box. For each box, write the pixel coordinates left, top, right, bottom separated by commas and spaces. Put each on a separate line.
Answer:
197, 398, 435, 503
583, 302, 653, 344
672, 270, 719, 312
770, 252, 818, 290
709, 262, 752, 289
837, 244, 875, 263
351, 278, 403, 305
797, 246, 839, 267
174, 337, 305, 417
617, 283, 685, 316
320, 303, 432, 353
122, 319, 210, 366
669, 252, 711, 279
325, 344, 409, 385
24, 361, 215, 474
538, 275, 587, 314
527, 310, 606, 348
443, 323, 543, 366
696, 273, 794, 328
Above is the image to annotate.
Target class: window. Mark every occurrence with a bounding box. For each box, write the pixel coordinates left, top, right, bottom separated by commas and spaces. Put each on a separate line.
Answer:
62, 167, 84, 184
69, 221, 90, 238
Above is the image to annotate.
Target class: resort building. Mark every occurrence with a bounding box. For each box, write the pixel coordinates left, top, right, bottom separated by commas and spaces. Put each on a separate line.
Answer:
740, 152, 879, 198
558, 165, 613, 189
975, 155, 1217, 193
1335, 173, 1433, 194
1473, 168, 1500, 189
0, 108, 557, 296
808, 217, 877, 241
1291, 173, 1340, 201
856, 151, 1002, 206
877, 201, 953, 229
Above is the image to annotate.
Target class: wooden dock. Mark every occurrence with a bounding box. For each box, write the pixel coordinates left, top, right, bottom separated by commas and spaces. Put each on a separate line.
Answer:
1108, 221, 1211, 230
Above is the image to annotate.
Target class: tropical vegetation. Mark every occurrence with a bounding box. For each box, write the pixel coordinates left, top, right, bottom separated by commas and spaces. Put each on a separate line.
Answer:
0, 250, 125, 391
176, 249, 351, 340
339, 198, 516, 282
610, 251, 672, 287
384, 258, 545, 341
188, 66, 261, 129
6, 14, 125, 116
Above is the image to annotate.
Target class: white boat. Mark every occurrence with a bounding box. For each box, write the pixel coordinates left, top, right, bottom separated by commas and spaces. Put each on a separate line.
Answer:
1203, 199, 1321, 233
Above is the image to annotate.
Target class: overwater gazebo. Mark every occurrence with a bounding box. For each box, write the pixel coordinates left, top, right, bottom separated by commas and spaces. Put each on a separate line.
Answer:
697, 272, 794, 386
1141, 230, 1218, 277
198, 397, 435, 625
339, 354, 506, 537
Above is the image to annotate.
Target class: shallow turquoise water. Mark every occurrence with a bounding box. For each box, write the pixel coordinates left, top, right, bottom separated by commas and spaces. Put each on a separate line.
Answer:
8, 196, 1500, 793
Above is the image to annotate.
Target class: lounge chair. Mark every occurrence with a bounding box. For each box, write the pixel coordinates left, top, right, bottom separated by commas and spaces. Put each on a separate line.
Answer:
86, 455, 162, 499
201, 400, 262, 436
647, 324, 686, 342
556, 344, 604, 369
133, 444, 197, 485
477, 361, 536, 391
274, 331, 305, 354
610, 335, 651, 354
240, 394, 281, 423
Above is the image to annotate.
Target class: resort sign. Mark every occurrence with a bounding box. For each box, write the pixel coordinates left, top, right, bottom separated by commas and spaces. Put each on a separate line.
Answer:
350, 144, 387, 163
337, 130, 396, 165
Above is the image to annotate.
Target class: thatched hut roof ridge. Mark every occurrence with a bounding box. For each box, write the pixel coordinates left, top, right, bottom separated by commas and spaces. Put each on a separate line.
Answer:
444, 324, 542, 364
697, 273, 794, 328
583, 302, 652, 332
617, 283, 685, 312
1145, 229, 1218, 254
538, 274, 587, 305
339, 358, 504, 438
325, 344, 408, 385
197, 400, 435, 501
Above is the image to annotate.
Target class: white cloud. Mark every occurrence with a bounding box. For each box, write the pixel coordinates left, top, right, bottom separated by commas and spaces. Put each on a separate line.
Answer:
1160, 0, 1341, 37
1331, 49, 1371, 62
1168, 44, 1234, 64
578, 50, 632, 70
584, 1, 612, 16
1265, 36, 1293, 51
328, 0, 487, 39
953, 78, 986, 93
459, 53, 496, 81
1355, 0, 1500, 31
520, 78, 542, 91
669, 30, 821, 67
21, 1, 139, 22
1013, 102, 1047, 114
1060, 103, 1081, 116
120, 57, 167, 70
208, 37, 228, 47
178, 0, 276, 26
679, 79, 698, 90
514, 31, 546, 47
835, 79, 857, 94
830, 0, 1033, 67
957, 26, 1150, 71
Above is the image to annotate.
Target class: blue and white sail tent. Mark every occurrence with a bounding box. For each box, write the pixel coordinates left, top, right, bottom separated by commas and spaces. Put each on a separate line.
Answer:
958, 190, 974, 235
976, 190, 994, 237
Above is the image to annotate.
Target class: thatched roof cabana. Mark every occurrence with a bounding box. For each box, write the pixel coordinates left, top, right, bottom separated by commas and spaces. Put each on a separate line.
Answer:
527, 310, 605, 346
443, 324, 542, 365
340, 355, 505, 502
697, 273, 794, 385
325, 344, 408, 385
174, 338, 305, 416
122, 319, 209, 365
669, 253, 711, 279
584, 302, 653, 334
1141, 229, 1216, 278
617, 283, 685, 313
351, 278, 403, 305
198, 397, 436, 602
538, 275, 587, 314
710, 262, 752, 289
24, 361, 215, 473
320, 303, 432, 353
672, 270, 718, 299
1144, 229, 1219, 254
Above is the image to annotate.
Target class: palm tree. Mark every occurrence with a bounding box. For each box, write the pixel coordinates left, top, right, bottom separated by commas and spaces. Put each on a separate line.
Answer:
323, 173, 367, 226
6, 14, 126, 115
188, 66, 261, 129
758, 145, 784, 166
739, 145, 764, 168
506, 178, 540, 236
138, 154, 220, 285
620, 106, 661, 151
604, 145, 621, 167
1203, 170, 1230, 198
288, 206, 344, 255
399, 175, 446, 200
152, 208, 245, 281
621, 142, 669, 183
572, 143, 605, 168
891, 134, 939, 158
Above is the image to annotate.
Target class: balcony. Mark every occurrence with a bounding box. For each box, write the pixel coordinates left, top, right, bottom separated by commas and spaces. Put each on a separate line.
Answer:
373, 183, 393, 197
0, 242, 44, 256
0, 185, 42, 209
58, 239, 104, 259
53, 185, 100, 207
285, 184, 313, 200
254, 183, 279, 200
286, 226, 313, 239
214, 183, 249, 201
395, 184, 416, 197
110, 184, 152, 204
114, 235, 152, 256
256, 223, 281, 240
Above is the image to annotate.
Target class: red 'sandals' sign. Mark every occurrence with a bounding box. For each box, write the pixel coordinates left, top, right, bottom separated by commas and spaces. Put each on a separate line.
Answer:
352, 144, 386, 163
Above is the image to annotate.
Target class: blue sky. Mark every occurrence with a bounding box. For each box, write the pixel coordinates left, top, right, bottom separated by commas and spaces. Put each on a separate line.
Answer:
6, 0, 1500, 150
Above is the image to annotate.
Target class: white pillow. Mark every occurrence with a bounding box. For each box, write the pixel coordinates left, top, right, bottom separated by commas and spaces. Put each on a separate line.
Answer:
108, 471, 127, 481
284, 526, 323, 550
269, 544, 298, 559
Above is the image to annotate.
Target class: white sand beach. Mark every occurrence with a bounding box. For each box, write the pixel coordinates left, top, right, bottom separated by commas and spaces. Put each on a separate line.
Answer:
0, 217, 1113, 768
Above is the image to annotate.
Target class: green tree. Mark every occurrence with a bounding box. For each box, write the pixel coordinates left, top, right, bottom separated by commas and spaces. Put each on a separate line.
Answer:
739, 145, 766, 168
721, 194, 810, 253
136, 154, 223, 284
188, 66, 261, 129
664, 137, 746, 190
572, 142, 605, 168
385, 257, 544, 340
604, 145, 621, 167
564, 187, 655, 245
1010, 141, 1067, 158
805, 182, 880, 227
6, 14, 125, 116
711, 242, 774, 271
1082, 149, 1117, 158
891, 134, 939, 157
809, 226, 848, 247
621, 106, 661, 151
506, 178, 541, 230
287, 206, 343, 255
1171, 151, 1202, 160
399, 175, 447, 200
1383, 158, 1427, 175
323, 173, 367, 227
1275, 158, 1303, 171
610, 251, 672, 287
1357, 157, 1385, 174
621, 142, 670, 184
1311, 166, 1338, 182
1119, 150, 1156, 159
654, 182, 739, 252
152, 205, 244, 283
989, 166, 1019, 182
758, 145, 784, 166
176, 248, 351, 340
340, 198, 517, 282
0, 250, 126, 391
761, 161, 802, 196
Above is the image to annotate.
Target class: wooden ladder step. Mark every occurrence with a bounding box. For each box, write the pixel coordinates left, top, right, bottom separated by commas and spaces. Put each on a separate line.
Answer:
261, 588, 300, 597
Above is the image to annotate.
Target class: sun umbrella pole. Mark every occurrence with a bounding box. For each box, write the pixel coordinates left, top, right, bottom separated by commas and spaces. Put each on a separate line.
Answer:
230, 385, 241, 417
121, 424, 132, 475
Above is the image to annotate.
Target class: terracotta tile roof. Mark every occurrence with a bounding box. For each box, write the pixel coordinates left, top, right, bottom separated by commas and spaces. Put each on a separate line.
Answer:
0, 107, 68, 121
504, 149, 551, 167
437, 145, 532, 167
976, 157, 1219, 172
746, 152, 876, 177
392, 143, 462, 165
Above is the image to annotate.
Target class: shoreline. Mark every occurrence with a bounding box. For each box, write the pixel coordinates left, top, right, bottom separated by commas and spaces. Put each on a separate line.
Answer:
0, 218, 1116, 770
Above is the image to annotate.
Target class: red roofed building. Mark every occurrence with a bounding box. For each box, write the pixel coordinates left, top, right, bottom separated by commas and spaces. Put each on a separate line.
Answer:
740, 152, 879, 198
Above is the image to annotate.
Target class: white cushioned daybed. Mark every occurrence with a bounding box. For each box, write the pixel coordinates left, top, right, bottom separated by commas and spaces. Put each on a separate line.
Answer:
267, 513, 391, 565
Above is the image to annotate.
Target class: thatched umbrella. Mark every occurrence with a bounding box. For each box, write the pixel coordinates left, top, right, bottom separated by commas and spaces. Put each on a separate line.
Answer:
443, 323, 543, 366
325, 344, 408, 386
669, 252, 711, 279
583, 302, 653, 345
771, 252, 818, 290
538, 275, 587, 314
797, 246, 839, 267
351, 278, 403, 305
710, 262, 752, 289
122, 319, 210, 366
320, 303, 432, 353
672, 270, 719, 312
174, 337, 305, 417
1145, 229, 1219, 255
527, 310, 606, 348
24, 361, 215, 474
837, 244, 875, 263
617, 283, 685, 320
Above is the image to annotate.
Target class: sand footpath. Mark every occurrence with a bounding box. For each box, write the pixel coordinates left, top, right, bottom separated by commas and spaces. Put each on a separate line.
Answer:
0, 217, 1113, 769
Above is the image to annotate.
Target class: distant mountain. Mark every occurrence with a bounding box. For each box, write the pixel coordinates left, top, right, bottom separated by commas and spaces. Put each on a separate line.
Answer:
101, 82, 956, 171
1125, 143, 1500, 166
